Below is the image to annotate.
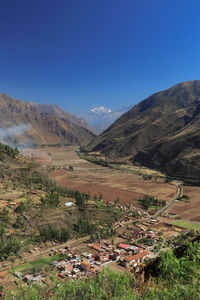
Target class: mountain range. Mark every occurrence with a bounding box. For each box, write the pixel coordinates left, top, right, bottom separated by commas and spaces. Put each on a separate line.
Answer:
76, 106, 131, 134
0, 93, 95, 147
86, 80, 200, 179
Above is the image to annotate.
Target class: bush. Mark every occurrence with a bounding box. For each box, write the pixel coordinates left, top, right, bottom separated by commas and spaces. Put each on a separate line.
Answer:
0, 236, 20, 260
74, 218, 97, 237
39, 225, 70, 243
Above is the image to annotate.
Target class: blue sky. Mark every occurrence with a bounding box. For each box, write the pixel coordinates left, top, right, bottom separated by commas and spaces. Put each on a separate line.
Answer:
0, 0, 200, 113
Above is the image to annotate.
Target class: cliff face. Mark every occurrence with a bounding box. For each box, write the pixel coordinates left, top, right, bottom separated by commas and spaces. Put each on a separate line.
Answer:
0, 94, 95, 147
86, 81, 200, 178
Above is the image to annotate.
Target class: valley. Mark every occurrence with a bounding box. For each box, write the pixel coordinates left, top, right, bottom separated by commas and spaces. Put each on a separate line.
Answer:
22, 145, 200, 224
2, 2, 200, 298
23, 146, 176, 204
0, 144, 200, 298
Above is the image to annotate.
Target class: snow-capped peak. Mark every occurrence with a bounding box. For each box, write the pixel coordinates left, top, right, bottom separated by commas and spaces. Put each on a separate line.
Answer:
91, 106, 112, 113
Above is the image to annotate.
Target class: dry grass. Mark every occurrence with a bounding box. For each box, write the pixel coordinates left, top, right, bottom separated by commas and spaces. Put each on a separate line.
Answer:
166, 185, 200, 222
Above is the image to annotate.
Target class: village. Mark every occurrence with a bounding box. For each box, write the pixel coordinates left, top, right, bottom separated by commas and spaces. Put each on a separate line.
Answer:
10, 216, 190, 285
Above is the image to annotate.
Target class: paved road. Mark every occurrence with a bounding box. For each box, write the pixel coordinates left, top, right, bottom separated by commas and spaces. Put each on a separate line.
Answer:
154, 182, 182, 218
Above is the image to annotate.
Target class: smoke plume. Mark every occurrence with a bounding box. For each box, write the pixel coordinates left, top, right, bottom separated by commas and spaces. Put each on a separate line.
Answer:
0, 124, 31, 147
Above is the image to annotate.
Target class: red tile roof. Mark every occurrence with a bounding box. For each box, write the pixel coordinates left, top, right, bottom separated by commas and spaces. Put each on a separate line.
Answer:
118, 244, 129, 249
125, 251, 150, 262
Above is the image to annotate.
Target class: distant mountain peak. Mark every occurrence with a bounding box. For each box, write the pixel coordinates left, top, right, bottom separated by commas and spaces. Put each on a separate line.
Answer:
86, 80, 200, 179
77, 106, 131, 134
90, 106, 112, 113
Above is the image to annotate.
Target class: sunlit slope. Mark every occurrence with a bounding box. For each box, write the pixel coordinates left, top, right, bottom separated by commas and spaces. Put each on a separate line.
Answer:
87, 80, 200, 178
0, 94, 95, 146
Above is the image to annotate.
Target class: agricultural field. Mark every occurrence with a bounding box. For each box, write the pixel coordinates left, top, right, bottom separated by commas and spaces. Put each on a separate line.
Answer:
164, 185, 200, 223
23, 146, 200, 226
23, 146, 176, 205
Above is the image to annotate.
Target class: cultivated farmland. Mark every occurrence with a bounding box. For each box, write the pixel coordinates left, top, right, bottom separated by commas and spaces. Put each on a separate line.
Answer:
23, 146, 176, 205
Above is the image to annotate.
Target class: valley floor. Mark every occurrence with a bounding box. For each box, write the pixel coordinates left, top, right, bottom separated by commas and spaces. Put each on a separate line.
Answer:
23, 146, 176, 205
23, 146, 200, 223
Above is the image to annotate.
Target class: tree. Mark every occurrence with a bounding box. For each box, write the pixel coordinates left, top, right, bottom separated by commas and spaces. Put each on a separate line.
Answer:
114, 197, 120, 205
1, 207, 10, 223
40, 192, 60, 207
138, 195, 152, 210
99, 193, 103, 201
14, 216, 25, 228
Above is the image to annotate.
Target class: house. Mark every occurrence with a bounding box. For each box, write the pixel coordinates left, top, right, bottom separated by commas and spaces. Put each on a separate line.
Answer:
109, 253, 120, 261
118, 244, 130, 250
89, 244, 100, 251
59, 272, 65, 278
23, 274, 33, 282
64, 202, 74, 207
73, 268, 80, 275
63, 263, 73, 273
32, 274, 43, 282
124, 250, 150, 267
81, 260, 90, 271
31, 190, 37, 195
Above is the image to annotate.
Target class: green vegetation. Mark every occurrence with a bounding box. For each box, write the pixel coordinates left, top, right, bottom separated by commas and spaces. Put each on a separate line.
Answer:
0, 207, 10, 223
13, 254, 64, 273
68, 165, 73, 171
172, 220, 200, 230
40, 192, 60, 207
39, 225, 70, 243
74, 217, 96, 237
5, 241, 200, 299
0, 143, 19, 158
164, 176, 173, 183
0, 236, 21, 260
137, 195, 166, 210
183, 178, 200, 186
142, 174, 152, 180
176, 194, 190, 202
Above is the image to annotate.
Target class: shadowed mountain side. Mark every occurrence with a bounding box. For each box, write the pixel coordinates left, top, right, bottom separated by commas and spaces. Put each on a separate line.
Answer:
86, 80, 200, 179
0, 94, 95, 147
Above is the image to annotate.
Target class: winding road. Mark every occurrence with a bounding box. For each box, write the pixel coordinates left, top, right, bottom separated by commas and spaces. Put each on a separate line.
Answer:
154, 181, 182, 218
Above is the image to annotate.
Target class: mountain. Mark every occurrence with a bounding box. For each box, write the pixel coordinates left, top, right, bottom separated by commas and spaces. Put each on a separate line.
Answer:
86, 81, 200, 179
0, 93, 95, 147
30, 103, 93, 132
77, 106, 131, 134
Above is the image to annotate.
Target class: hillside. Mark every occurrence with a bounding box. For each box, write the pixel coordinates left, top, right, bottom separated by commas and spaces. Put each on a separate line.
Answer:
0, 143, 121, 270
31, 102, 93, 132
86, 80, 200, 179
0, 94, 95, 147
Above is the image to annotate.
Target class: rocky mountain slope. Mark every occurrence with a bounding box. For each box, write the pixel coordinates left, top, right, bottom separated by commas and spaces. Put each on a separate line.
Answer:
77, 106, 131, 134
86, 81, 200, 179
0, 94, 95, 147
31, 102, 93, 132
